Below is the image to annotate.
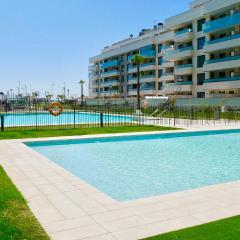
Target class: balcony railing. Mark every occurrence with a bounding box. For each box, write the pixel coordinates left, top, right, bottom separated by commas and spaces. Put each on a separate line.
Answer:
205, 55, 240, 64
175, 64, 193, 69
206, 34, 240, 45
204, 76, 240, 83
162, 45, 174, 50
128, 75, 156, 81
175, 46, 193, 52
175, 81, 193, 85
175, 28, 193, 35
161, 72, 174, 76
100, 60, 119, 69
100, 70, 119, 76
203, 12, 240, 33
129, 62, 155, 69
101, 80, 120, 86
140, 50, 156, 58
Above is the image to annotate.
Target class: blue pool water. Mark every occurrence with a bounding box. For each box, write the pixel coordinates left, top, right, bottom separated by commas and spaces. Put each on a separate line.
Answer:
26, 129, 240, 201
4, 112, 133, 127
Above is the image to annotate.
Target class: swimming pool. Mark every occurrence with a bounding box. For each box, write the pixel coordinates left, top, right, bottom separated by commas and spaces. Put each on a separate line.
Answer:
26, 129, 240, 201
3, 112, 133, 127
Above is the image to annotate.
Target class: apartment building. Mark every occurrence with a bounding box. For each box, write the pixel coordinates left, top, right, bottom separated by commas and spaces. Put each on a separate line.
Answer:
89, 0, 240, 99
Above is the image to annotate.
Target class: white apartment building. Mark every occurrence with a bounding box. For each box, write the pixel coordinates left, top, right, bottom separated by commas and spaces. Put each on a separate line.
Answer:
89, 0, 240, 99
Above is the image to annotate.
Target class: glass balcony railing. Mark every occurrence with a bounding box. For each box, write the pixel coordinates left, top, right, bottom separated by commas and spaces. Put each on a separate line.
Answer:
175, 28, 193, 36
100, 70, 119, 76
204, 76, 240, 83
101, 90, 119, 94
161, 72, 174, 76
205, 55, 240, 64
206, 34, 240, 45
101, 80, 120, 85
162, 45, 174, 50
100, 60, 119, 69
203, 12, 240, 33
128, 86, 155, 91
175, 81, 193, 85
129, 62, 155, 69
140, 50, 156, 58
175, 46, 193, 52
128, 75, 156, 81
175, 64, 193, 69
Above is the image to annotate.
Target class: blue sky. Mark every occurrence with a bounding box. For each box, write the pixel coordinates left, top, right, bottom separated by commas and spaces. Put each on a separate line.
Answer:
0, 0, 190, 97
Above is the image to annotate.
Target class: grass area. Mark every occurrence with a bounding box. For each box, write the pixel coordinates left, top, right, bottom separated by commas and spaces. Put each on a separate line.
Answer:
0, 125, 178, 140
144, 215, 240, 240
0, 166, 50, 240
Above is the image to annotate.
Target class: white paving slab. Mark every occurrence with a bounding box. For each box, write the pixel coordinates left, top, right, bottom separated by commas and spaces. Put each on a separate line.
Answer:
1, 127, 240, 240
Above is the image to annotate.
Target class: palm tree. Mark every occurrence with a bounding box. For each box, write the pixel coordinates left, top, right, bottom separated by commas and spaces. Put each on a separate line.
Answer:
131, 54, 147, 110
78, 80, 85, 106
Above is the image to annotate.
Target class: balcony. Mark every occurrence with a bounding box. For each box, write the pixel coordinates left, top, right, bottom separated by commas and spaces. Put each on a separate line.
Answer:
203, 76, 240, 90
160, 45, 174, 55
161, 60, 174, 68
128, 63, 156, 73
128, 75, 156, 83
203, 55, 240, 71
100, 70, 120, 78
204, 34, 240, 52
163, 82, 193, 92
174, 28, 193, 42
101, 79, 120, 86
174, 64, 193, 75
100, 90, 119, 96
100, 60, 119, 69
140, 50, 156, 58
203, 12, 240, 33
174, 46, 193, 61
160, 73, 174, 81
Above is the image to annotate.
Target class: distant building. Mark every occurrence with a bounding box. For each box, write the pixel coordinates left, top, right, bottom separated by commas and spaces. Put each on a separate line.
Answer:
89, 0, 240, 99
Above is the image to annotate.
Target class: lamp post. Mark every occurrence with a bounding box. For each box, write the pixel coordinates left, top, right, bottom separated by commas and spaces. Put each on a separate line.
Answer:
78, 80, 85, 106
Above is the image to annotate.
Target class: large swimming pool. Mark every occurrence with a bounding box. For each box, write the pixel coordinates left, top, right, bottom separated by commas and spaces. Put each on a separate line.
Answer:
26, 129, 240, 201
4, 112, 133, 127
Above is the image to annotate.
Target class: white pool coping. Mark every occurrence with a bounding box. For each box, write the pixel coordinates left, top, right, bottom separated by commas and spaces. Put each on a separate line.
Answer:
1, 127, 240, 240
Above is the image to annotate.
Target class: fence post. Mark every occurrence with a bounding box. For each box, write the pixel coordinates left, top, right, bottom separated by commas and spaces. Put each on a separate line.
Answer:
73, 108, 76, 128
100, 112, 103, 127
1, 115, 4, 131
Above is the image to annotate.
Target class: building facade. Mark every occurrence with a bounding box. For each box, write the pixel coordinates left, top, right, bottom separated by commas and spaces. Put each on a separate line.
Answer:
89, 0, 240, 99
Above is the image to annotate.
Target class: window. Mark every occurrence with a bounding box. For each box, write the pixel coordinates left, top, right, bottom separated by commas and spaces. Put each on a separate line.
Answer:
197, 73, 205, 85
197, 18, 206, 32
158, 57, 163, 65
158, 44, 162, 53
197, 37, 205, 50
197, 55, 205, 68
158, 69, 163, 78
158, 82, 163, 90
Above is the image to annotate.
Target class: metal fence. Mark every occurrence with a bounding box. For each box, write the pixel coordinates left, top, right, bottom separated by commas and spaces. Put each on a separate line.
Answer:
0, 105, 138, 132
1, 103, 240, 132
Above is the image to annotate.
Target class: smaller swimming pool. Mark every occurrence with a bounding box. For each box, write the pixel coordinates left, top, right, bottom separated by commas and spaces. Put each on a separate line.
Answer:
26, 129, 240, 201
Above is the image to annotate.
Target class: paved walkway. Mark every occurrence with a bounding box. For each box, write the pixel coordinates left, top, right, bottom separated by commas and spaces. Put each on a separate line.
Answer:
1, 128, 240, 240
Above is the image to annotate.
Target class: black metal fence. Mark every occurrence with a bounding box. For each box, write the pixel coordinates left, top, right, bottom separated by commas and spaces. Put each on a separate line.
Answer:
0, 103, 240, 132
0, 105, 138, 132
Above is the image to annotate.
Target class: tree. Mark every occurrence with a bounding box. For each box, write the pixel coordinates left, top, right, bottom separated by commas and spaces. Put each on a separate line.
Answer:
78, 80, 85, 106
131, 54, 147, 110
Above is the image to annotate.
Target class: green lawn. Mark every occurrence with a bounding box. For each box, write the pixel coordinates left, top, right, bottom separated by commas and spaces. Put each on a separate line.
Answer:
144, 215, 240, 240
0, 166, 50, 240
0, 125, 178, 140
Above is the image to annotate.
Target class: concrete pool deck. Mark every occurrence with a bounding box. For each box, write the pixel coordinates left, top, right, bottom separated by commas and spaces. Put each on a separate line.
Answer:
1, 127, 240, 240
